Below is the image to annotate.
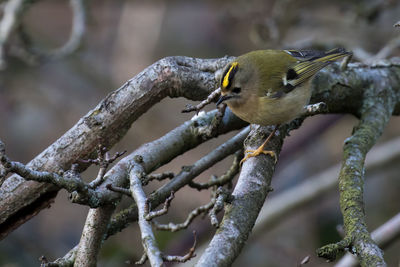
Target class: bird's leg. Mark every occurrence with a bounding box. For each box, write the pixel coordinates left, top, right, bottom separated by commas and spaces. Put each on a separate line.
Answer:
240, 126, 278, 166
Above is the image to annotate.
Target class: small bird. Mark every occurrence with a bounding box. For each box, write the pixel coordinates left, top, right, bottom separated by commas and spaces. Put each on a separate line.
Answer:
216, 48, 351, 164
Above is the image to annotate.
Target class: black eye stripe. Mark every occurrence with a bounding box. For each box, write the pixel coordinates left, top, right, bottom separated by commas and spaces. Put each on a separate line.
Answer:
232, 87, 241, 94
286, 68, 298, 80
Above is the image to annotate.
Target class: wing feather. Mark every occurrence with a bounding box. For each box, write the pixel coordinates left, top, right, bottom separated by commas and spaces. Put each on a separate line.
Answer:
284, 48, 351, 89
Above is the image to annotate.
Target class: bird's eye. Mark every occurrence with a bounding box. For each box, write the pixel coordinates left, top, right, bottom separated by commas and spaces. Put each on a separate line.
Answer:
232, 87, 241, 94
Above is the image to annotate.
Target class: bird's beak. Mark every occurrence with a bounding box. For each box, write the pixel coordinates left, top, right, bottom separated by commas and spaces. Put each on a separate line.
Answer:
216, 94, 233, 106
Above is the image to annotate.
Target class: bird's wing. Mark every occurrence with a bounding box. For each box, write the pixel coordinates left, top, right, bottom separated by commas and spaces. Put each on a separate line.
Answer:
282, 48, 351, 90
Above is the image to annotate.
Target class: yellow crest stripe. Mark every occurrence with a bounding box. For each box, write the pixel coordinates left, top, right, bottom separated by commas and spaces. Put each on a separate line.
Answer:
222, 62, 238, 88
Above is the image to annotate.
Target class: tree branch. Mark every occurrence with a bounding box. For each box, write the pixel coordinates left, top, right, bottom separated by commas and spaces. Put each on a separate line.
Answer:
41, 112, 247, 265
252, 136, 400, 236
1, 53, 400, 267
129, 167, 164, 267
0, 55, 233, 239
74, 205, 115, 267
70, 109, 246, 207
317, 77, 398, 265
196, 59, 400, 265
188, 150, 242, 190
335, 212, 400, 267
105, 126, 249, 236
195, 124, 286, 266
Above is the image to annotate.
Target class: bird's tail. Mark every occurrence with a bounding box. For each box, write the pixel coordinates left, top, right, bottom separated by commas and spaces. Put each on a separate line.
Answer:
312, 48, 352, 63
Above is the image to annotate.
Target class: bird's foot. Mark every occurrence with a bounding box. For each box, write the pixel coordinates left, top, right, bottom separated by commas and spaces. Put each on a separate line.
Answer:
240, 147, 277, 166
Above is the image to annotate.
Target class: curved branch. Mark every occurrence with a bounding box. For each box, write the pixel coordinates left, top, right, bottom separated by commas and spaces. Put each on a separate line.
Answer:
317, 78, 398, 265
16, 0, 86, 62
23, 58, 400, 267
0, 55, 233, 239
0, 0, 26, 69
1, 55, 400, 249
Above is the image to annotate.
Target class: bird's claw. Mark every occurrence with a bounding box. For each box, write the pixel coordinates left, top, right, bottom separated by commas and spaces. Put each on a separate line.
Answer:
239, 149, 277, 166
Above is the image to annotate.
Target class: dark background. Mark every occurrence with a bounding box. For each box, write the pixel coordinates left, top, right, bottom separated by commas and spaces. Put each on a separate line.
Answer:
0, 0, 399, 266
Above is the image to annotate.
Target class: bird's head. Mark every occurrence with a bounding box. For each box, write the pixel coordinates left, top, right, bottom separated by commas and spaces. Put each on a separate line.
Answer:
217, 61, 254, 107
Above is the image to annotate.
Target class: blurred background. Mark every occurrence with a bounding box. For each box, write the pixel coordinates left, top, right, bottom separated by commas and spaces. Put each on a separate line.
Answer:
0, 0, 400, 266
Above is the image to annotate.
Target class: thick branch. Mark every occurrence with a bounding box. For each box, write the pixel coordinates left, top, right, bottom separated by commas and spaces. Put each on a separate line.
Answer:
1, 56, 400, 243
196, 59, 400, 265
71, 109, 246, 207
0, 55, 233, 239
33, 59, 400, 266
195, 124, 285, 267
317, 78, 398, 265
74, 205, 115, 267
42, 112, 246, 264
105, 125, 249, 237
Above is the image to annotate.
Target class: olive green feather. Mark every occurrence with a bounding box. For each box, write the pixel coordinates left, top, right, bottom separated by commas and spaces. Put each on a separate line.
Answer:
285, 48, 352, 89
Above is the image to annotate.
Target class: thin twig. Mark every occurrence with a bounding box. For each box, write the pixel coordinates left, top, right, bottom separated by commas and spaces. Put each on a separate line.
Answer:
152, 187, 230, 231
87, 145, 127, 188
106, 184, 131, 197
189, 150, 242, 190
134, 253, 147, 265
0, 144, 89, 194
152, 199, 215, 232
145, 191, 175, 220
209, 187, 232, 228
374, 35, 400, 61
162, 231, 197, 263
182, 87, 221, 113
299, 255, 310, 265
129, 167, 164, 267
141, 172, 174, 186
194, 103, 227, 139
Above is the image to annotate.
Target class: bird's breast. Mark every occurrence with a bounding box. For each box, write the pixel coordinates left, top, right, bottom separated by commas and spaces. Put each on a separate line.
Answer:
228, 84, 311, 125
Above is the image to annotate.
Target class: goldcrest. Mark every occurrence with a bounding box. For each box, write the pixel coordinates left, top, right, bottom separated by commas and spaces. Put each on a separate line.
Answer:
217, 48, 351, 164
